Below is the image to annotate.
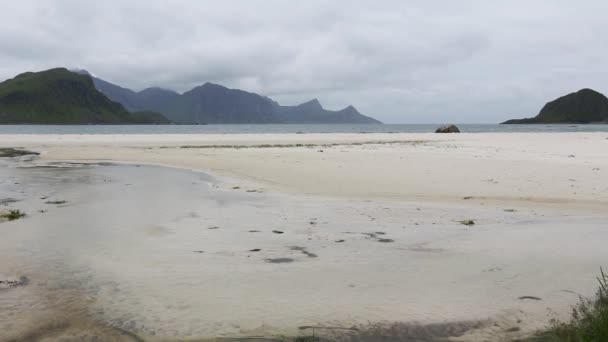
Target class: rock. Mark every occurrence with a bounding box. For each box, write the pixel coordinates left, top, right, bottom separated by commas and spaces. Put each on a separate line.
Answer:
435, 124, 460, 133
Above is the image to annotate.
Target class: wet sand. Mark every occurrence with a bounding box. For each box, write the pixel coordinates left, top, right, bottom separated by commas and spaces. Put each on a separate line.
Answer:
0, 133, 607, 341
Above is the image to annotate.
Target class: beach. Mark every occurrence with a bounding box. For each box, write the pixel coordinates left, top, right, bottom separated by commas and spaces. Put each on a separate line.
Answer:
3, 132, 608, 206
1, 132, 607, 341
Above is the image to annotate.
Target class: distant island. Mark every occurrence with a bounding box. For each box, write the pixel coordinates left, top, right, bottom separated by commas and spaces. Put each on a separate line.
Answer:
79, 70, 380, 124
502, 88, 608, 124
0, 68, 169, 124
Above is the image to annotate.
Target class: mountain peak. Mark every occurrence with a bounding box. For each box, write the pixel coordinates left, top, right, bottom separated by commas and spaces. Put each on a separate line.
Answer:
341, 105, 359, 113
298, 98, 323, 110
574, 88, 606, 99
202, 82, 228, 89
55, 71, 382, 124
71, 68, 91, 76
577, 88, 601, 94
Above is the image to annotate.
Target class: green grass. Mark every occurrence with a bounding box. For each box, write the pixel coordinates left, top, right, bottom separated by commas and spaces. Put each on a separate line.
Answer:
532, 268, 608, 341
0, 209, 25, 221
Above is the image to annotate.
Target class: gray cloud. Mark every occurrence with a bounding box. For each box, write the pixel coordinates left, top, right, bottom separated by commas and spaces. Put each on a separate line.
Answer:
1, 0, 607, 123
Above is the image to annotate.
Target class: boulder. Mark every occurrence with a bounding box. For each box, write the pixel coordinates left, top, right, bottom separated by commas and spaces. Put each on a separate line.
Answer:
435, 124, 460, 133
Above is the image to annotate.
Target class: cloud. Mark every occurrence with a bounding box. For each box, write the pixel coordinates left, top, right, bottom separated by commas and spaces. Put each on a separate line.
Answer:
1, 0, 607, 123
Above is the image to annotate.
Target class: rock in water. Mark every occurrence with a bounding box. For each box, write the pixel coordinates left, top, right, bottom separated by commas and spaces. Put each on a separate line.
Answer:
435, 124, 460, 133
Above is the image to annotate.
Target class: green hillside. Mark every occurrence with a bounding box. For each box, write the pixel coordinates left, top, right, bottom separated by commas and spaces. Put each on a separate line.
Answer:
503, 88, 608, 124
0, 68, 169, 124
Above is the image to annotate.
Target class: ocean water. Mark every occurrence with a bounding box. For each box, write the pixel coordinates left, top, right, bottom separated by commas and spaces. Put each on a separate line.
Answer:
0, 123, 607, 134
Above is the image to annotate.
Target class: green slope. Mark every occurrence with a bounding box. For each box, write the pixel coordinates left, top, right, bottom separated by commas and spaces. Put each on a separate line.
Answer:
0, 68, 169, 124
503, 88, 608, 124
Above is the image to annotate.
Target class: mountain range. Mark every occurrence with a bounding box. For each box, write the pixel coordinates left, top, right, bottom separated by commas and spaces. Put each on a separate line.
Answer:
80, 70, 380, 124
0, 68, 168, 124
3, 67, 604, 126
503, 88, 608, 124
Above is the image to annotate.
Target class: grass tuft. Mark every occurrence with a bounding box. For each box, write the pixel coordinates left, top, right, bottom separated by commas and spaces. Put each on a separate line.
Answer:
532, 268, 608, 341
0, 209, 26, 221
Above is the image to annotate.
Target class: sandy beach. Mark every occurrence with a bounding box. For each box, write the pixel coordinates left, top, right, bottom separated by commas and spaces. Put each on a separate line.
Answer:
3, 132, 608, 207
1, 132, 607, 341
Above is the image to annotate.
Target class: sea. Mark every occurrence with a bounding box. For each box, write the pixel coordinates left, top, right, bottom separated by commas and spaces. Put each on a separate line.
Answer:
0, 123, 607, 134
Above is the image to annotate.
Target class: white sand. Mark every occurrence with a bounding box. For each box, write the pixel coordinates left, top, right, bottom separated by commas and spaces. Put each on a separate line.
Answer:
3, 132, 607, 208
1, 132, 607, 341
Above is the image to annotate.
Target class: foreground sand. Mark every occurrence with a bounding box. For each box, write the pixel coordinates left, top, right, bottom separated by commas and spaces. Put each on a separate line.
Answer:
1, 132, 607, 341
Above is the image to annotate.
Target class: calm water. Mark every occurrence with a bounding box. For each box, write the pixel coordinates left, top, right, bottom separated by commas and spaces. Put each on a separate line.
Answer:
0, 123, 607, 134
0, 161, 520, 340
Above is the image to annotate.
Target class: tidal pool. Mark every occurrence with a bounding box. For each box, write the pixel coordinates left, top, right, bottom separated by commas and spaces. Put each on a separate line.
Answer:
1, 160, 607, 341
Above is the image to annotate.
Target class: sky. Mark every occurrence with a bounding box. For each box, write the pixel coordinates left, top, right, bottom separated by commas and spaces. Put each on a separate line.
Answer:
1, 1, 607, 123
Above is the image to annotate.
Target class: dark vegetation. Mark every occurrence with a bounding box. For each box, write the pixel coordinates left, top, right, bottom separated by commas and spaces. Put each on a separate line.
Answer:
531, 269, 608, 341
0, 209, 25, 221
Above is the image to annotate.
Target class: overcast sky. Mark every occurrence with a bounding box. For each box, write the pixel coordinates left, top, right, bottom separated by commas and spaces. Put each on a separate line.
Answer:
1, 1, 607, 123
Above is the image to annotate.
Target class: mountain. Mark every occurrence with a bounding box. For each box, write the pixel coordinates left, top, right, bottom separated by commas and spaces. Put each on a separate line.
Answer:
75, 70, 181, 113
276, 99, 380, 124
80, 72, 381, 124
172, 82, 279, 124
503, 88, 608, 124
76, 69, 140, 112
0, 68, 170, 124
135, 87, 180, 114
